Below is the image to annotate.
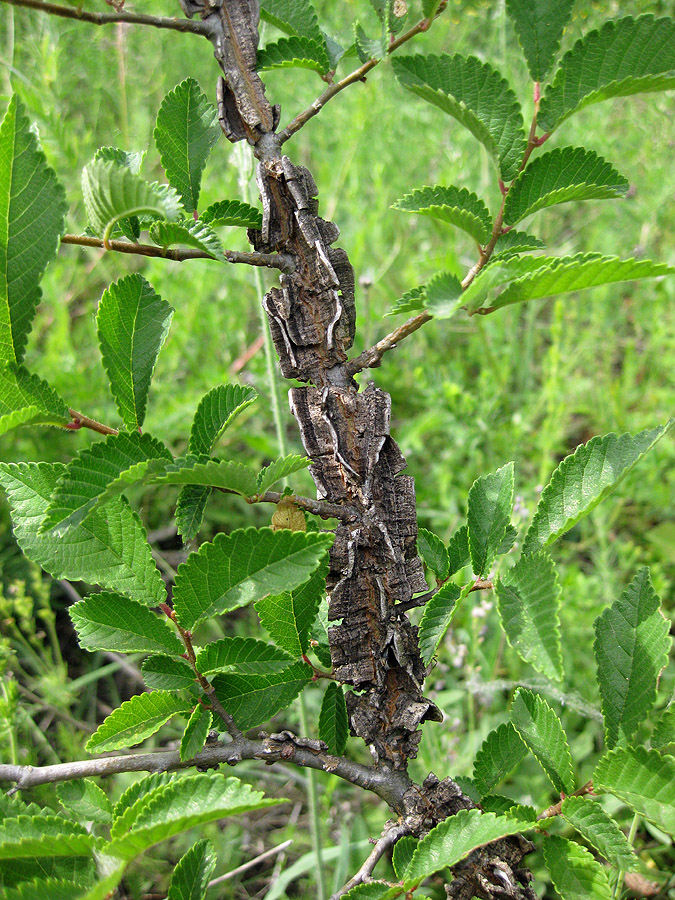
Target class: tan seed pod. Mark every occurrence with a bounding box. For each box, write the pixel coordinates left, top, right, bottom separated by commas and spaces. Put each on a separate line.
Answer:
393, 0, 407, 16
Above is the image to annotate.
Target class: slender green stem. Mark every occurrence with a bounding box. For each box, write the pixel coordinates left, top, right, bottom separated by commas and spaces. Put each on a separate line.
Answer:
612, 812, 640, 900
300, 692, 327, 900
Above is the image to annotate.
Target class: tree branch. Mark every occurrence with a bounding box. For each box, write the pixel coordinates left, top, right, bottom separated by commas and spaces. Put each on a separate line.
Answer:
247, 491, 358, 523
0, 734, 412, 811
330, 822, 409, 900
0, 0, 211, 32
60, 234, 295, 273
345, 312, 432, 377
278, 3, 448, 144
66, 408, 119, 436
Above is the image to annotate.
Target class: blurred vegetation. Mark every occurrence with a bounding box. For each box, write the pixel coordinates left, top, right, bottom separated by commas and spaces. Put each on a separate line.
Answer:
0, 0, 674, 896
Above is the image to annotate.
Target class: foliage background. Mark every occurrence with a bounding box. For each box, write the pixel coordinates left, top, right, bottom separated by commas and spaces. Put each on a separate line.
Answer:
0, 0, 674, 896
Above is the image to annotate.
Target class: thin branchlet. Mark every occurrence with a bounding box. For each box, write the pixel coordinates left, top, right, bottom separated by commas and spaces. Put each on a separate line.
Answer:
60, 234, 295, 273
0, 0, 211, 32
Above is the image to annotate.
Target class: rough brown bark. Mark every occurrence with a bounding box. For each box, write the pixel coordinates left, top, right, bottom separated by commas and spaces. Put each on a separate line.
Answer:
179, 0, 536, 894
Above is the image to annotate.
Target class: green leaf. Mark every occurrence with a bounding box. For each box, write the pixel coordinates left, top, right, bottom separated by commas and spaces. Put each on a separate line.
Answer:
4, 879, 96, 900
539, 15, 675, 132
480, 795, 537, 820
417, 581, 461, 665
310, 599, 332, 667
94, 147, 143, 241
560, 796, 638, 871
107, 773, 280, 861
523, 422, 674, 555
446, 524, 470, 576
652, 702, 675, 752
258, 35, 330, 74
154, 79, 220, 214
0, 95, 67, 364
465, 253, 674, 315
256, 558, 328, 656
0, 860, 95, 893
403, 808, 533, 886
318, 682, 348, 755
180, 705, 213, 762
392, 185, 492, 244
188, 384, 258, 455
342, 884, 401, 900
472, 722, 528, 796
0, 462, 165, 605
392, 836, 417, 880
510, 688, 574, 793
505, 0, 575, 81
155, 456, 258, 496
86, 691, 191, 753
196, 637, 294, 676
354, 23, 387, 64
259, 0, 324, 42
496, 551, 563, 681
391, 54, 526, 181
423, 271, 464, 319
112, 772, 172, 824
462, 254, 556, 311
386, 284, 425, 317
70, 593, 183, 656
385, 272, 463, 319
594, 568, 670, 749
149, 220, 226, 262
82, 159, 182, 241
201, 200, 263, 230
492, 230, 546, 259
56, 781, 113, 825
41, 432, 172, 534
167, 839, 217, 900
497, 523, 518, 556
175, 484, 211, 542
467, 461, 514, 577
417, 527, 449, 580
173, 526, 333, 630
0, 363, 69, 436
543, 835, 612, 900
97, 273, 174, 431
94, 146, 143, 175
0, 816, 96, 859
142, 656, 196, 692
504, 147, 629, 227
595, 747, 675, 836
257, 455, 311, 492
212, 662, 313, 730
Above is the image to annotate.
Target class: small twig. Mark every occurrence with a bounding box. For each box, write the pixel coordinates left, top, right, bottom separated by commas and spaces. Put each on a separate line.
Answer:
60, 234, 295, 273
175, 623, 242, 739
207, 839, 293, 888
0, 0, 211, 32
278, 4, 447, 143
330, 822, 409, 900
538, 780, 594, 820
469, 578, 493, 592
67, 409, 119, 436
248, 491, 358, 523
345, 312, 432, 377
